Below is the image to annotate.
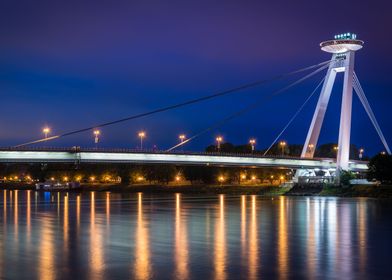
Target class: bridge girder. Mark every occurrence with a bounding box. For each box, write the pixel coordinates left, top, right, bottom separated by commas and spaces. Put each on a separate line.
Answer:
0, 150, 368, 172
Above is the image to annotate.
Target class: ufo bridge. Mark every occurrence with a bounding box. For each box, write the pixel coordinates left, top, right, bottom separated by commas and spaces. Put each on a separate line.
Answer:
1, 33, 389, 179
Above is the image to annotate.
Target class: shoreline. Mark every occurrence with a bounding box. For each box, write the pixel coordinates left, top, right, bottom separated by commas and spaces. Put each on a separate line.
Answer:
1, 183, 392, 198
0, 183, 289, 195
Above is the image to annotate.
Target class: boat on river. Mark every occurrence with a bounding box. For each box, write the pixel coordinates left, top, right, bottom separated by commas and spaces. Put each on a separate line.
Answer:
35, 181, 80, 191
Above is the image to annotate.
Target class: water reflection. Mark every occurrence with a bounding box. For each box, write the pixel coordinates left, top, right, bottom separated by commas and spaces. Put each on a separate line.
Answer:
3, 190, 6, 223
174, 194, 189, 280
39, 214, 54, 280
357, 200, 367, 273
27, 190, 31, 242
248, 195, 259, 279
278, 196, 288, 280
63, 194, 69, 258
241, 195, 246, 262
76, 195, 81, 232
134, 193, 151, 280
214, 194, 226, 280
89, 192, 104, 279
0, 192, 388, 279
14, 190, 18, 239
106, 192, 110, 225
340, 202, 352, 276
327, 199, 337, 276
306, 198, 319, 278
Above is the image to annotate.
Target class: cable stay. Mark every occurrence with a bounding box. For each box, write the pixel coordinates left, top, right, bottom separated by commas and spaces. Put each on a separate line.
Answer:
166, 62, 332, 152
263, 76, 326, 156
14, 59, 336, 148
353, 72, 391, 154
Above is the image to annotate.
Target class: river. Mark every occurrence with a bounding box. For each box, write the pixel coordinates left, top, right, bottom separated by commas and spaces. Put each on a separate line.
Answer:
0, 190, 391, 279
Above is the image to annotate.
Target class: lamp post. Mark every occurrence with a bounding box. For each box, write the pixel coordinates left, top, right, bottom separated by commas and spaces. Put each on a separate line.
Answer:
216, 136, 223, 152
359, 148, 364, 160
42, 127, 50, 139
93, 130, 100, 148
279, 141, 287, 156
179, 134, 186, 151
249, 139, 256, 154
138, 131, 146, 150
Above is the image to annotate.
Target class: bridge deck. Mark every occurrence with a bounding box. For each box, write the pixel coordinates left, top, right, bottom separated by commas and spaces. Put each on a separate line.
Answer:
0, 148, 368, 171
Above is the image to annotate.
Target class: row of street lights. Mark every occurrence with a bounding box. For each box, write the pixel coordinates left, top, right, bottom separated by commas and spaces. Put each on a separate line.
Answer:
42, 126, 257, 152
215, 136, 257, 152
42, 126, 367, 158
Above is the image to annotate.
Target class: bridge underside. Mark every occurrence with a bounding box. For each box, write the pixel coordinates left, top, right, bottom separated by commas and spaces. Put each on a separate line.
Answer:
0, 150, 368, 172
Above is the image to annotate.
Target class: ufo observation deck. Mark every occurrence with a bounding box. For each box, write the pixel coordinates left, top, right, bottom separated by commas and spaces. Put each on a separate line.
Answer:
320, 33, 364, 54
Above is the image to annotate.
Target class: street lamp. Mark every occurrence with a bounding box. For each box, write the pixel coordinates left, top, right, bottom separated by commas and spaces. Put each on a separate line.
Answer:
42, 127, 50, 139
279, 141, 287, 156
249, 139, 256, 153
93, 130, 100, 148
359, 148, 364, 160
216, 136, 223, 152
138, 131, 146, 150
308, 144, 314, 154
218, 175, 225, 185
179, 134, 186, 151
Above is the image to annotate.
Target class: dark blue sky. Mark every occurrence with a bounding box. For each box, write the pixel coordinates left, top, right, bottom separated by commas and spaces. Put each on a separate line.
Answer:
1, 0, 391, 156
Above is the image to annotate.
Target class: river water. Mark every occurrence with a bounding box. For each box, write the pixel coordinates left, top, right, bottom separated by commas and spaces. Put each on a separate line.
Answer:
0, 190, 391, 279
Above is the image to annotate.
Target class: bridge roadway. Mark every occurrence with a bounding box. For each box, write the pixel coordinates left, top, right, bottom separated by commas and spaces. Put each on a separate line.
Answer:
0, 147, 368, 171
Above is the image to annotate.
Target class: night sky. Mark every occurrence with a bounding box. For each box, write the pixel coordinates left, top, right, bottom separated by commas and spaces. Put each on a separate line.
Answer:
1, 0, 391, 156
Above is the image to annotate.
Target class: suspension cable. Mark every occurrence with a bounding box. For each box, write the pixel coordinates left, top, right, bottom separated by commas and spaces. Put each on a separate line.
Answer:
353, 73, 391, 154
263, 76, 325, 156
14, 59, 335, 148
166, 62, 332, 152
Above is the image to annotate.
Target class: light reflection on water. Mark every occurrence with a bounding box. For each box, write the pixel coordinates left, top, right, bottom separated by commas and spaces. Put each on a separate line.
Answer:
278, 196, 288, 280
0, 190, 391, 279
134, 192, 151, 280
175, 193, 189, 280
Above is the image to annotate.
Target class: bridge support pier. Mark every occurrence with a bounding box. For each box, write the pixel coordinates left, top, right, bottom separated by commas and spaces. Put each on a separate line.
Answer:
336, 51, 355, 171
300, 52, 356, 184
301, 52, 356, 173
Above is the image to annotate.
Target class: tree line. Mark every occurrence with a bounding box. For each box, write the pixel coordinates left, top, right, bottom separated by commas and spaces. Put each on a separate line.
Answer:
0, 162, 291, 185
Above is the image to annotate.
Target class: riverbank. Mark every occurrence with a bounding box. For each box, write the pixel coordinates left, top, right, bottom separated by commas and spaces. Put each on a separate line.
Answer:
286, 184, 392, 198
0, 182, 290, 195
2, 183, 392, 198
84, 184, 291, 195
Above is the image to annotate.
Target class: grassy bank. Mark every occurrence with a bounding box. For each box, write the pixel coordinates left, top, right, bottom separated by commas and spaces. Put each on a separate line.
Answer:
286, 184, 392, 198
319, 184, 392, 198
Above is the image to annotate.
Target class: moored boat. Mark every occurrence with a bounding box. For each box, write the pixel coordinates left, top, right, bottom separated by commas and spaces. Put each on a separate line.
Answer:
35, 181, 80, 191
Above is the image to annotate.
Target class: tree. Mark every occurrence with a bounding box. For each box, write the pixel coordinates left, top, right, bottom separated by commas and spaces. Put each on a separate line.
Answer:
205, 142, 235, 153
144, 164, 177, 184
339, 170, 356, 186
315, 143, 360, 159
262, 143, 290, 156
367, 154, 392, 183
